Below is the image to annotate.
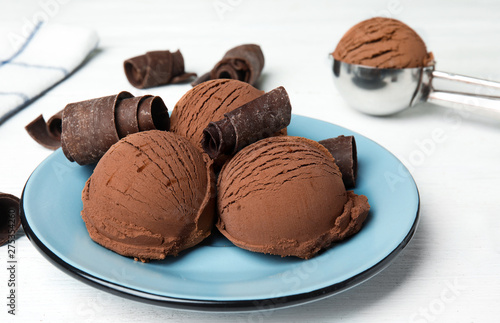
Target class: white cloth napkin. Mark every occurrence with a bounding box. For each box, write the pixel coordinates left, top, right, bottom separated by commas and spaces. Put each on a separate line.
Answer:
0, 22, 98, 123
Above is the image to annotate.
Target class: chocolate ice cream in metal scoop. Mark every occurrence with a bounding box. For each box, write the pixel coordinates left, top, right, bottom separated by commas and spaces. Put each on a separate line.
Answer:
332, 17, 500, 116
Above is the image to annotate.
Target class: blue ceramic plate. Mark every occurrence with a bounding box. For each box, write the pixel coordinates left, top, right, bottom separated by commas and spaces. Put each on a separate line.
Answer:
20, 115, 419, 311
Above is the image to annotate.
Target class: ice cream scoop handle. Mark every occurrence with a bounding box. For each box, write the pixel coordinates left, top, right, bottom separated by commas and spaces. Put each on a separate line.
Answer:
428, 91, 500, 115
432, 70, 500, 91
427, 70, 500, 115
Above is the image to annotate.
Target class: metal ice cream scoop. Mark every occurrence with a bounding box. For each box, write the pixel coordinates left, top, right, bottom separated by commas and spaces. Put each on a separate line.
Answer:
332, 59, 500, 116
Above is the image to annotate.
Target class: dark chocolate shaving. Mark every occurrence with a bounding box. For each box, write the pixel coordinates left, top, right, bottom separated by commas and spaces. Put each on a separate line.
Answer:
202, 86, 291, 159
0, 193, 21, 247
137, 96, 170, 131
25, 110, 63, 150
124, 50, 196, 89
318, 135, 357, 188
61, 92, 169, 165
62, 92, 130, 165
115, 95, 144, 138
192, 44, 264, 87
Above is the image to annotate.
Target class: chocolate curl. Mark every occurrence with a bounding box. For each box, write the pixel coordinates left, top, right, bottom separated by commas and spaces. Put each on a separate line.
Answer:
202, 86, 291, 160
0, 193, 21, 247
192, 44, 264, 87
124, 50, 196, 89
318, 135, 357, 188
25, 110, 63, 150
61, 92, 170, 165
115, 96, 144, 138
115, 95, 169, 137
137, 96, 170, 131
61, 92, 133, 165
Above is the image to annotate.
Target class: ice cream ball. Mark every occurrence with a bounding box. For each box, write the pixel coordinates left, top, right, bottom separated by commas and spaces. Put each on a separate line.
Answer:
332, 17, 434, 68
81, 130, 216, 261
170, 79, 268, 151
216, 136, 370, 259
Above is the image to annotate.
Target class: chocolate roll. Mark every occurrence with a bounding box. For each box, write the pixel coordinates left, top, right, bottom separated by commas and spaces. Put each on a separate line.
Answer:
0, 193, 21, 247
202, 86, 291, 159
115, 95, 169, 136
115, 95, 144, 138
61, 92, 170, 165
192, 44, 264, 87
137, 96, 170, 131
25, 110, 63, 150
318, 135, 357, 188
124, 50, 196, 89
62, 92, 132, 165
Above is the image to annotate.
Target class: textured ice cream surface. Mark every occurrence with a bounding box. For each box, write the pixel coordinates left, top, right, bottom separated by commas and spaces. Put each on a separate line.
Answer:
170, 79, 264, 151
332, 17, 433, 68
216, 136, 370, 259
81, 130, 216, 261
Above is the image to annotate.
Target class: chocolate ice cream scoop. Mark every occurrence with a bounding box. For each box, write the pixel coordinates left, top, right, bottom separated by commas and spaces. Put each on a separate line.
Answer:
170, 79, 264, 150
81, 130, 216, 261
332, 17, 433, 69
332, 17, 500, 116
217, 136, 370, 259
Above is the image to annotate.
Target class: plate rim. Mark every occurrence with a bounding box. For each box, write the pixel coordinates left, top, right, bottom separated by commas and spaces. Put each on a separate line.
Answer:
19, 115, 420, 312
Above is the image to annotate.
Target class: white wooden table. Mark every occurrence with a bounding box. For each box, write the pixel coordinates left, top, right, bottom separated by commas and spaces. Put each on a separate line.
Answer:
1, 0, 500, 322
